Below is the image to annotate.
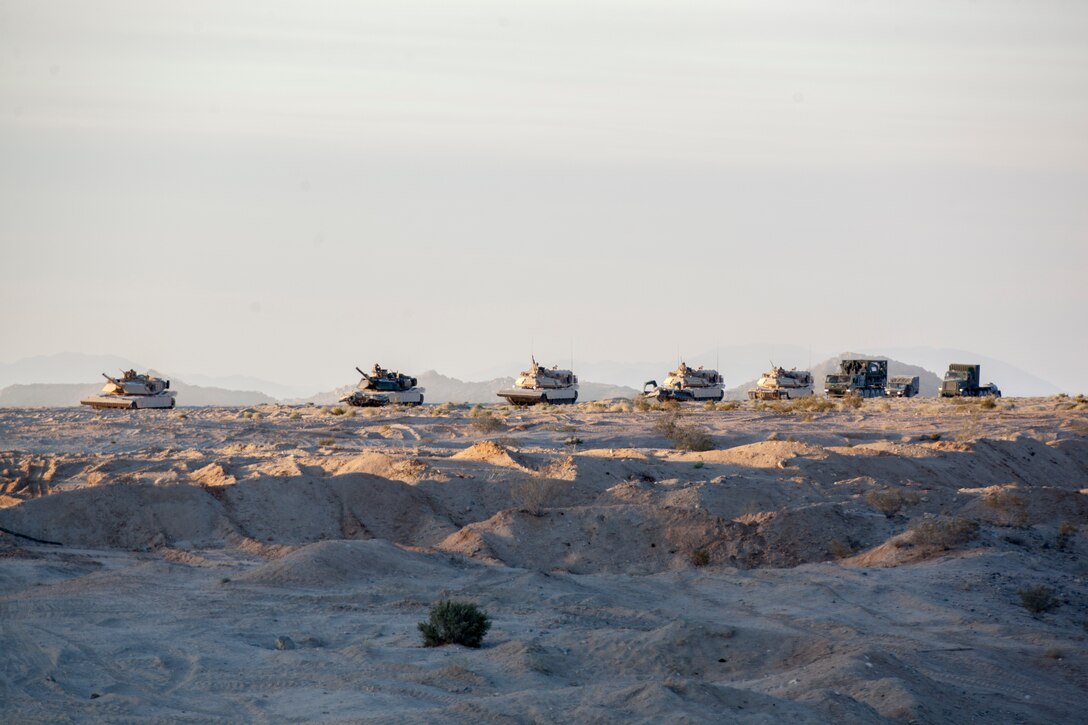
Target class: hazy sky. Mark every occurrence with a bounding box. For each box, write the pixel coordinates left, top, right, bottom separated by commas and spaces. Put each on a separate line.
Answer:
2, 0, 1086, 387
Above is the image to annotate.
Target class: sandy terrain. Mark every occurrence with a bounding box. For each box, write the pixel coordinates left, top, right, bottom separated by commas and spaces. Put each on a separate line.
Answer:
1, 397, 1086, 723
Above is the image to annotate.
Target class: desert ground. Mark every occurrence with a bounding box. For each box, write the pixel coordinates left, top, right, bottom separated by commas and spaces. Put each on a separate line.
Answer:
1, 396, 1086, 723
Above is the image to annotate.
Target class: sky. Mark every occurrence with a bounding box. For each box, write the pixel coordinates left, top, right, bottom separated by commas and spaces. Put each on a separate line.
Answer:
1, 0, 1086, 389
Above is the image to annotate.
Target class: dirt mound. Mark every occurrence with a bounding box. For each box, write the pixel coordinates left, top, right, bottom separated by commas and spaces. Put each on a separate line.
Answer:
701, 440, 828, 469
452, 441, 529, 470
318, 451, 430, 482
0, 482, 232, 549
236, 539, 453, 586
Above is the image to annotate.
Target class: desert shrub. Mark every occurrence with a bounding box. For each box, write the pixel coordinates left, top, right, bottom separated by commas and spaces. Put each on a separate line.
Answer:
692, 461, 705, 469
828, 539, 856, 560
329, 407, 346, 416
564, 436, 583, 446
1057, 520, 1078, 550
866, 489, 905, 518
690, 549, 710, 567
418, 600, 491, 648
909, 517, 979, 550
289, 411, 301, 419
632, 396, 652, 412
317, 437, 336, 446
979, 396, 997, 410
703, 401, 717, 412
984, 491, 1028, 527
471, 415, 505, 434
654, 413, 714, 451
839, 393, 864, 410
1018, 586, 1060, 615
514, 477, 570, 515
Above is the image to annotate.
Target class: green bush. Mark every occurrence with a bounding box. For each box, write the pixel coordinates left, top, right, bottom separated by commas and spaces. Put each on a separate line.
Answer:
418, 600, 491, 648
471, 415, 505, 434
1019, 586, 1060, 615
909, 517, 979, 550
654, 412, 714, 452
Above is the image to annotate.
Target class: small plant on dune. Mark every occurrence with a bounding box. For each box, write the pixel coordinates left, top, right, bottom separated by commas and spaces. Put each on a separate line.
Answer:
866, 489, 906, 518
692, 461, 705, 469
828, 539, 857, 560
513, 477, 570, 515
564, 436, 583, 446
703, 400, 717, 412
715, 400, 741, 411
839, 393, 864, 411
908, 517, 979, 550
471, 414, 505, 434
317, 437, 336, 446
289, 411, 301, 419
1018, 586, 1060, 615
632, 396, 652, 412
689, 549, 710, 567
984, 490, 1029, 528
1056, 520, 1077, 551
654, 412, 714, 452
419, 600, 491, 648
329, 407, 346, 416
979, 396, 997, 410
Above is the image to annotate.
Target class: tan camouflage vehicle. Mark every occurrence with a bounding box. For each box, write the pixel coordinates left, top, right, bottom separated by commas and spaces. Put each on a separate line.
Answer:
80, 370, 177, 409
747, 366, 814, 400
497, 357, 578, 405
643, 362, 724, 402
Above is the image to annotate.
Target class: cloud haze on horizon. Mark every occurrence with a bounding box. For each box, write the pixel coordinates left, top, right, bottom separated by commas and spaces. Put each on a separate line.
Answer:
2, 0, 1086, 388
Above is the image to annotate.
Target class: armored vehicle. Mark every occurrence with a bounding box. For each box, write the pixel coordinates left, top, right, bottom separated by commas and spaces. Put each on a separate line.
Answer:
885, 375, 920, 398
939, 364, 1001, 398
340, 364, 425, 407
747, 366, 814, 400
497, 357, 578, 405
80, 370, 177, 409
824, 359, 888, 398
643, 362, 724, 402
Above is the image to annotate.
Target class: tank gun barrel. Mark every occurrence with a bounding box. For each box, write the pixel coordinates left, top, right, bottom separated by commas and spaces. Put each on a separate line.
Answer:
101, 372, 118, 383
356, 366, 367, 377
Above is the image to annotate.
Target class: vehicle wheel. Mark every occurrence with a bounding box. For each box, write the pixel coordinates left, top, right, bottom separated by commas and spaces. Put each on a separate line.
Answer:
572, 392, 578, 403
541, 394, 548, 404
170, 399, 176, 409
418, 395, 424, 405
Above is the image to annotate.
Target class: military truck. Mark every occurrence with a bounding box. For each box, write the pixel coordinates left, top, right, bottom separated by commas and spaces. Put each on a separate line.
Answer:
885, 375, 920, 398
939, 364, 1001, 398
824, 359, 888, 398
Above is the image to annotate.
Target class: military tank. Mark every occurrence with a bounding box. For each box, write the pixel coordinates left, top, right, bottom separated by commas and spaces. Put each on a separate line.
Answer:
643, 362, 724, 402
340, 364, 425, 407
497, 357, 578, 405
747, 366, 814, 400
80, 370, 177, 409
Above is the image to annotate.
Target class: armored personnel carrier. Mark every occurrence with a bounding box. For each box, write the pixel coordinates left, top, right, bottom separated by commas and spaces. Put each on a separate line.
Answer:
80, 370, 176, 409
340, 364, 425, 407
939, 364, 1001, 398
643, 362, 724, 402
824, 359, 888, 398
747, 366, 814, 400
497, 357, 578, 405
